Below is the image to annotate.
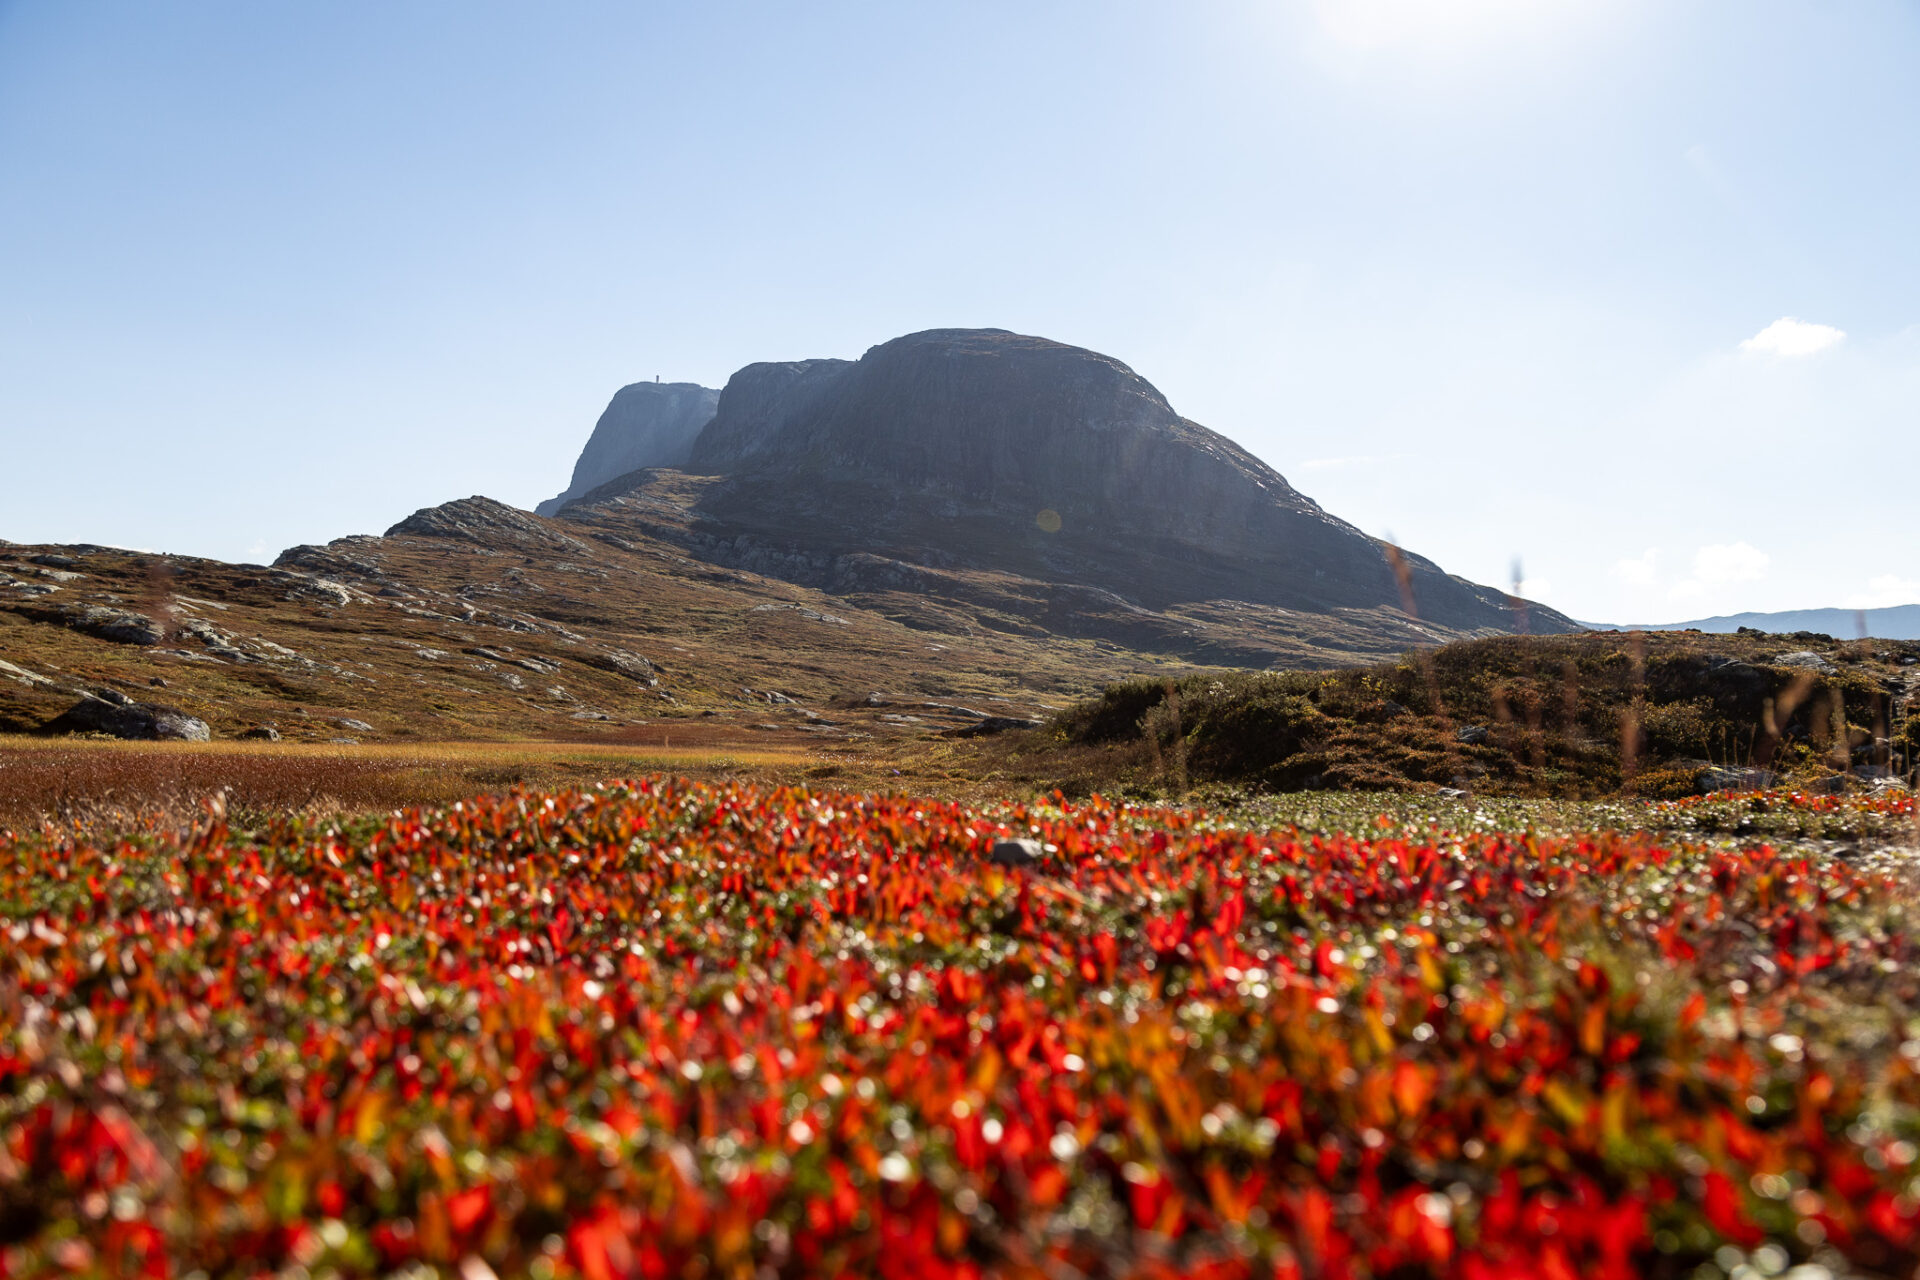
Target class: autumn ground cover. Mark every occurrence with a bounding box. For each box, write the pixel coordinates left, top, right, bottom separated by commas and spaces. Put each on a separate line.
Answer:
3, 779, 1919, 1279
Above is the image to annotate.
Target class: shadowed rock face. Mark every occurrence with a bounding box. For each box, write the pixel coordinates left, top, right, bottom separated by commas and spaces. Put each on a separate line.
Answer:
658, 328, 1561, 631
537, 381, 719, 516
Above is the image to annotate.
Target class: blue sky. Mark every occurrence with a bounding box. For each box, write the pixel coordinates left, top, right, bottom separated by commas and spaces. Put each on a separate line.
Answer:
1, 0, 1914, 625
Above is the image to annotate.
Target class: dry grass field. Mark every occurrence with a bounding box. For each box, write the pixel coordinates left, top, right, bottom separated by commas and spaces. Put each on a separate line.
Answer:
0, 735, 826, 832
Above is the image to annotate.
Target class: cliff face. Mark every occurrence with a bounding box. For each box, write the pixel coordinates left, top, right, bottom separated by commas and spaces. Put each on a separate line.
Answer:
662, 328, 1558, 632
536, 381, 718, 516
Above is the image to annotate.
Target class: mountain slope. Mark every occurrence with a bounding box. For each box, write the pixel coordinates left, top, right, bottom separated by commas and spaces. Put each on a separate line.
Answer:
3, 328, 1576, 744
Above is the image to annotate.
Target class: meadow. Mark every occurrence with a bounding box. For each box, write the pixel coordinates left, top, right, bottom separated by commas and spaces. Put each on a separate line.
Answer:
2, 774, 1917, 1278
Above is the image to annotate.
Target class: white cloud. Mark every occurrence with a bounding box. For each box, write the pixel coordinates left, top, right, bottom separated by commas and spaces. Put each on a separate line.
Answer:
1845, 574, 1920, 610
1740, 317, 1845, 359
1610, 548, 1660, 586
1691, 541, 1769, 584
1516, 576, 1552, 600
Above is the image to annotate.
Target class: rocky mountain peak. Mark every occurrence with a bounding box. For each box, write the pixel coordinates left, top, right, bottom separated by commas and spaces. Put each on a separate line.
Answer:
537, 380, 719, 516
545, 326, 1569, 640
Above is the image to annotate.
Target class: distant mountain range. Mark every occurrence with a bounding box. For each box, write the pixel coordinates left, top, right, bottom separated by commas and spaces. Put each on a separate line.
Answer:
1592, 605, 1920, 641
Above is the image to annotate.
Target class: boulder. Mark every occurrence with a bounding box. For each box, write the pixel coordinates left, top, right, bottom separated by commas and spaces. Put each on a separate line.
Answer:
70, 606, 163, 646
1774, 651, 1837, 675
44, 692, 210, 741
944, 716, 1045, 738
1698, 766, 1778, 794
1455, 724, 1491, 745
989, 838, 1045, 868
239, 725, 281, 741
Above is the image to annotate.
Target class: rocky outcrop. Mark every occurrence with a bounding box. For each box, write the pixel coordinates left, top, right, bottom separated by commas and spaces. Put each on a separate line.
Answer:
384, 496, 594, 556
537, 382, 720, 516
11, 603, 165, 645
642, 328, 1568, 632
43, 690, 210, 741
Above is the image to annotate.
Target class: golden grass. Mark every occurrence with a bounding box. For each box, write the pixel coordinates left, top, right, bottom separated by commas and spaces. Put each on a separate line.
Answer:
0, 734, 820, 831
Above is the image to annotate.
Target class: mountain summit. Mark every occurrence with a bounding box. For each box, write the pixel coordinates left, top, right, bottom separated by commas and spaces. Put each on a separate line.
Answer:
555, 328, 1566, 641
536, 380, 719, 516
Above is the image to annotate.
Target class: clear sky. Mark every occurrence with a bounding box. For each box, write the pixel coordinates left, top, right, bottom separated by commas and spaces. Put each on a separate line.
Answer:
2, 0, 1914, 625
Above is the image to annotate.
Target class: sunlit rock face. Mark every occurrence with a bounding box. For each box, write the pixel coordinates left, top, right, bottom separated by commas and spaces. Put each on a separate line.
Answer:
537, 381, 719, 516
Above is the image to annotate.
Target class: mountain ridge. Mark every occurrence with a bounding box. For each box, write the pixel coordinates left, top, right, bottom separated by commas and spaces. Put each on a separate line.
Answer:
1590, 604, 1920, 641
558, 327, 1566, 635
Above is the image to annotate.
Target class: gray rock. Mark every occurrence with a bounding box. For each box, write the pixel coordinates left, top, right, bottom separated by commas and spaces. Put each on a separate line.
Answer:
585, 649, 660, 684
989, 837, 1045, 868
1699, 766, 1778, 793
239, 725, 281, 741
69, 606, 163, 645
0, 658, 54, 688
336, 718, 374, 732
1774, 650, 1837, 675
28, 554, 81, 569
538, 381, 722, 515
177, 617, 251, 661
1455, 724, 1491, 745
44, 694, 210, 741
945, 716, 1045, 738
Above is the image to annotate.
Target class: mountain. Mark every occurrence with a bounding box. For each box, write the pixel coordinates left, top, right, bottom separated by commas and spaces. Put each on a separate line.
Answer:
1594, 605, 1920, 641
1, 327, 1574, 744
535, 381, 719, 516
565, 328, 1570, 636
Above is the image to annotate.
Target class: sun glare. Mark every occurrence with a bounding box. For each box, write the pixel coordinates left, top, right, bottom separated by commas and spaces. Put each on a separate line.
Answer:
1312, 0, 1578, 50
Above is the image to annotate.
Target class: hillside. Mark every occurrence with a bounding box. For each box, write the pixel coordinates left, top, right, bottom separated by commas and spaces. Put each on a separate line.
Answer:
1010, 629, 1919, 798
1, 328, 1576, 745
0, 489, 1539, 747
